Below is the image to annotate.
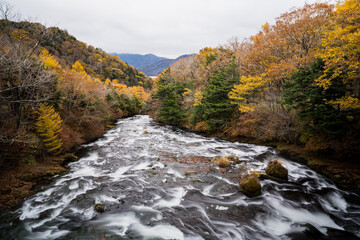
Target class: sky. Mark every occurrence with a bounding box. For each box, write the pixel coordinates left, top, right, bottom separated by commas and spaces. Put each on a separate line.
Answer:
9, 0, 325, 59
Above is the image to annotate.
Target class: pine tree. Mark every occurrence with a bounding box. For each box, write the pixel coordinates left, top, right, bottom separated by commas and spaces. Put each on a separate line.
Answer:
282, 59, 358, 140
153, 69, 186, 125
35, 103, 63, 155
200, 60, 239, 131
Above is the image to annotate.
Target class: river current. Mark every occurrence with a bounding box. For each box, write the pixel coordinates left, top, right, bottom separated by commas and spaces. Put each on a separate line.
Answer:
0, 115, 359, 240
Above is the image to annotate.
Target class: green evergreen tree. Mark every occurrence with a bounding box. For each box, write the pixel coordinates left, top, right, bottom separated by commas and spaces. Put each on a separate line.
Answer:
153, 69, 186, 125
282, 59, 358, 140
200, 60, 239, 131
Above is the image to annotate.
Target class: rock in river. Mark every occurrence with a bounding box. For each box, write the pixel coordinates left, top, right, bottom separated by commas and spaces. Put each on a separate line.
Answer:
265, 160, 288, 180
239, 173, 261, 197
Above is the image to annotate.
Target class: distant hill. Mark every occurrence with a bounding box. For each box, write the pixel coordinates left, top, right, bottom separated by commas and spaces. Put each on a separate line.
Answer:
112, 53, 195, 76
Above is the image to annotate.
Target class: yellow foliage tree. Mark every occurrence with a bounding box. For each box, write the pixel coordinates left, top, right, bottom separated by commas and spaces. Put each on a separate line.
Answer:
71, 60, 88, 77
316, 0, 360, 109
228, 75, 269, 112
40, 49, 61, 72
35, 103, 63, 155
193, 90, 203, 107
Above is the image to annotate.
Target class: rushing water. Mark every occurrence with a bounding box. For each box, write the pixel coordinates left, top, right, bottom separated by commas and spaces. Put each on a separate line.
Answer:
1, 115, 360, 240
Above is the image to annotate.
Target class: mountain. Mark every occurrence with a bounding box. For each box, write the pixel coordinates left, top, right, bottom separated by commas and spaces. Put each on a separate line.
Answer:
112, 53, 195, 76
111, 54, 166, 69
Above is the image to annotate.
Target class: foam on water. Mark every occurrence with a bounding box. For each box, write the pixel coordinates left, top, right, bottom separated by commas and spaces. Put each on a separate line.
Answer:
0, 115, 359, 240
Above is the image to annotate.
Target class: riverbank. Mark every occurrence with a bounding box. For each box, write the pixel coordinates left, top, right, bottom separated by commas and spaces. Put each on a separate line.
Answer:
199, 131, 360, 194
0, 123, 118, 211
0, 155, 67, 210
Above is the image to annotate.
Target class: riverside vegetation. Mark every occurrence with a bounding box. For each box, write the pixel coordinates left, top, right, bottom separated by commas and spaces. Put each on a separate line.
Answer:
149, 1, 360, 191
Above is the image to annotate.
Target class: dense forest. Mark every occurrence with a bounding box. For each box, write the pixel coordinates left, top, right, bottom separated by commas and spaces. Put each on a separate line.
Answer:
150, 1, 360, 159
0, 2, 154, 208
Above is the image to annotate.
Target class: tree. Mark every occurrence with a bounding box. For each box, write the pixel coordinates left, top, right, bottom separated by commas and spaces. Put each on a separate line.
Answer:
233, 3, 332, 111
0, 46, 57, 130
316, 0, 360, 109
153, 69, 186, 125
35, 103, 63, 155
229, 74, 269, 112
200, 58, 239, 131
282, 59, 358, 145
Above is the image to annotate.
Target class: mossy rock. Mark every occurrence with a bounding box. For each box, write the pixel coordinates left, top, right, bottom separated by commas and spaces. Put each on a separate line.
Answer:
239, 174, 261, 197
95, 203, 105, 213
265, 160, 288, 180
224, 155, 240, 164
211, 157, 231, 168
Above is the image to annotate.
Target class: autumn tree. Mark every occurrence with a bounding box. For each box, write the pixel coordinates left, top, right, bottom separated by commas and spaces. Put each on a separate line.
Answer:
230, 3, 332, 112
316, 0, 360, 110
35, 103, 63, 155
0, 43, 57, 132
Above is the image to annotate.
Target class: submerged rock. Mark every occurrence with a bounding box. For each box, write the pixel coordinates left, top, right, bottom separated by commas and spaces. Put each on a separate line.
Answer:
239, 173, 261, 197
265, 160, 288, 180
94, 203, 105, 213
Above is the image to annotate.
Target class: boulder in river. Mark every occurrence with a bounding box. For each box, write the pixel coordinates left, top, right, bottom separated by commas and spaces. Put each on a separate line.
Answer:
239, 173, 261, 197
265, 160, 288, 180
94, 203, 105, 213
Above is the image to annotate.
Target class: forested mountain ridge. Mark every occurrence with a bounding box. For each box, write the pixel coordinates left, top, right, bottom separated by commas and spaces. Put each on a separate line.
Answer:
111, 53, 167, 69
0, 21, 151, 87
149, 0, 360, 187
112, 53, 195, 76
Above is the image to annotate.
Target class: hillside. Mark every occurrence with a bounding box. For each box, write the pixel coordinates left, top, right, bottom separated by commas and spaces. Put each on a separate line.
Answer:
112, 53, 194, 76
0, 18, 155, 208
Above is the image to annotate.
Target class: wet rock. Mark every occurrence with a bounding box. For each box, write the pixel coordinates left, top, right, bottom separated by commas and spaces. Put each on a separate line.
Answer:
239, 173, 261, 197
184, 170, 197, 175
211, 157, 231, 168
94, 203, 105, 213
224, 155, 240, 164
296, 177, 314, 185
265, 160, 288, 180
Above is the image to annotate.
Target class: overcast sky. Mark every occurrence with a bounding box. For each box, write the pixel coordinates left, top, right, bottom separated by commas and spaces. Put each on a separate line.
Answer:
10, 0, 325, 58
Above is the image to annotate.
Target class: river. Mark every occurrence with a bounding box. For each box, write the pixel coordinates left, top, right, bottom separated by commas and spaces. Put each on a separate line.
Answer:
0, 115, 359, 240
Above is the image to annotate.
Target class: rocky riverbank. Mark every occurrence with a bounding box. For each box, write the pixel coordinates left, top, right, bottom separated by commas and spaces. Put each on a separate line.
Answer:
200, 132, 360, 194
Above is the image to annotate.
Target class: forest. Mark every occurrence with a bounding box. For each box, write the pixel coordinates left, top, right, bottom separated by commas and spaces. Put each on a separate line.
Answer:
150, 1, 360, 160
0, 2, 153, 208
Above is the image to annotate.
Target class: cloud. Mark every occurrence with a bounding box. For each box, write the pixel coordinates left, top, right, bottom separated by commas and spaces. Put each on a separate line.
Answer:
10, 0, 323, 58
